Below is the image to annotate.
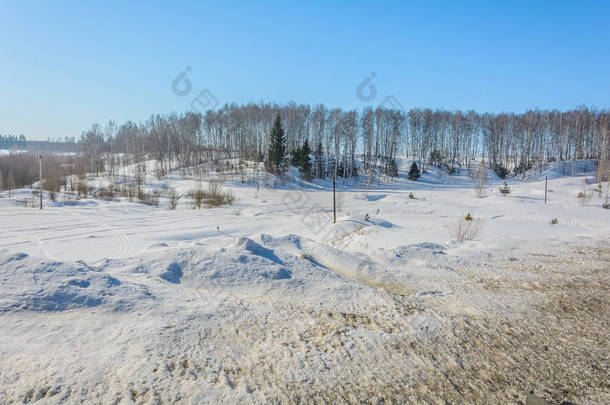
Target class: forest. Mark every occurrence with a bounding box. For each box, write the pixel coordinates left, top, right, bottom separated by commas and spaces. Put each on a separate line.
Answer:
1, 104, 609, 194
76, 104, 609, 179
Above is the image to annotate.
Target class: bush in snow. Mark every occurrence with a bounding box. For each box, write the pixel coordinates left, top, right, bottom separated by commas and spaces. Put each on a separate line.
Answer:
549, 218, 559, 225
191, 183, 205, 209
142, 190, 160, 207
447, 215, 483, 241
205, 181, 235, 207
190, 181, 235, 208
364, 213, 370, 221
168, 188, 178, 210
77, 180, 89, 197
408, 192, 415, 199
499, 182, 511, 195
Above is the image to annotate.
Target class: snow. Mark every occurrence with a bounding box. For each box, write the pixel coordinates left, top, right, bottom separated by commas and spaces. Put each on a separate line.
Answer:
0, 159, 608, 403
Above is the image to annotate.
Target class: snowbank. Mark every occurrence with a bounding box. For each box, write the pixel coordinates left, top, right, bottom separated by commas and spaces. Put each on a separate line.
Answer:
0, 251, 152, 312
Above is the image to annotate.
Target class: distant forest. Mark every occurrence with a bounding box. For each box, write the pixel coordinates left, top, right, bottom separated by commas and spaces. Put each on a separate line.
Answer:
76, 104, 609, 179
2, 104, 609, 187
0, 134, 80, 152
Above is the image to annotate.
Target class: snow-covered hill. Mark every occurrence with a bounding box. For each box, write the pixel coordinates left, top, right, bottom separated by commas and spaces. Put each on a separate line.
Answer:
0, 159, 608, 404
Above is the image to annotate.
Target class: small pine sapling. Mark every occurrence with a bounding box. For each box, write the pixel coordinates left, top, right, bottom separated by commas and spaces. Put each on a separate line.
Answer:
408, 162, 421, 181
499, 182, 511, 195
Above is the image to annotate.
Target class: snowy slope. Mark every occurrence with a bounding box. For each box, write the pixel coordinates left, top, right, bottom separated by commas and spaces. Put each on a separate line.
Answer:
0, 159, 608, 404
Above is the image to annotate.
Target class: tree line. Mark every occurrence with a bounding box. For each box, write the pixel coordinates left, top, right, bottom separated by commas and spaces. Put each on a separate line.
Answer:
0, 135, 27, 150
74, 104, 609, 181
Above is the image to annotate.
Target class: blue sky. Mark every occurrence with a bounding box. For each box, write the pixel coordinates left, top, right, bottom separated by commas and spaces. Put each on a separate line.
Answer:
1, 0, 609, 140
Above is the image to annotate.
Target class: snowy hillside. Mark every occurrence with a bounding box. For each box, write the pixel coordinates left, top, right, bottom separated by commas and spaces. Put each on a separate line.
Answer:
0, 159, 608, 404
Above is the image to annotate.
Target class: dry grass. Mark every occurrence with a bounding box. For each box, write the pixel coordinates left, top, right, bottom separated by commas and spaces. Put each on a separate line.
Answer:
447, 216, 484, 241
190, 181, 235, 209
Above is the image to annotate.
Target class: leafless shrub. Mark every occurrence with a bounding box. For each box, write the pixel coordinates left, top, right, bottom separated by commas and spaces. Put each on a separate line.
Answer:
167, 188, 178, 210
447, 215, 483, 241
146, 190, 160, 207
77, 180, 89, 197
6, 172, 14, 197
0, 154, 38, 189
119, 184, 128, 198
189, 180, 235, 209
135, 188, 160, 207
190, 182, 205, 209
96, 184, 118, 201
204, 181, 235, 207
137, 187, 146, 204
126, 185, 136, 202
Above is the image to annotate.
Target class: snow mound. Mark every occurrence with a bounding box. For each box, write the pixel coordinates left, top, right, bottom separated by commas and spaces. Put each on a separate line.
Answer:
236, 237, 284, 264
527, 159, 597, 181
258, 234, 303, 255
300, 238, 402, 291
361, 194, 387, 201
0, 251, 152, 312
139, 240, 294, 287
160, 262, 183, 283
366, 216, 394, 228
393, 242, 448, 258
59, 199, 99, 207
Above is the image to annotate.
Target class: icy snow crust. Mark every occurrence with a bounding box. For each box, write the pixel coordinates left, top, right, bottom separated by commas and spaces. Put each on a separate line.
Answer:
0, 159, 608, 404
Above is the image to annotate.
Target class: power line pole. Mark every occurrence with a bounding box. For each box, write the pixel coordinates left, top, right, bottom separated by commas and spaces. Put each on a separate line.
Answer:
332, 174, 336, 224
544, 176, 548, 204
39, 154, 43, 210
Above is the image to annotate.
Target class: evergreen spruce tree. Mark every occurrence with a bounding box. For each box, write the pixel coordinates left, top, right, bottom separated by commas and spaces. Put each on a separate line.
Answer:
408, 162, 421, 181
314, 141, 325, 178
290, 146, 301, 166
299, 139, 312, 180
267, 115, 286, 174
387, 159, 398, 177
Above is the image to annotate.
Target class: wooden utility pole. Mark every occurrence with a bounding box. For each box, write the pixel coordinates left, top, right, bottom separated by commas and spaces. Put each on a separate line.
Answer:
39, 154, 43, 210
332, 174, 336, 224
544, 176, 548, 204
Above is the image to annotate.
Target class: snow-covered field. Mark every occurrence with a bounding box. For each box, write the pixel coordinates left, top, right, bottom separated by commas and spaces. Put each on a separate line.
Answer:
0, 160, 608, 404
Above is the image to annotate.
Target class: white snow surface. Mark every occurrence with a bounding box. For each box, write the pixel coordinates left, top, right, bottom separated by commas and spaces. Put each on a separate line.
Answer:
0, 159, 608, 404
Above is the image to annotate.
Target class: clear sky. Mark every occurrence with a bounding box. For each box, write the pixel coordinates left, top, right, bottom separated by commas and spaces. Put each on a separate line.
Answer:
1, 0, 609, 140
